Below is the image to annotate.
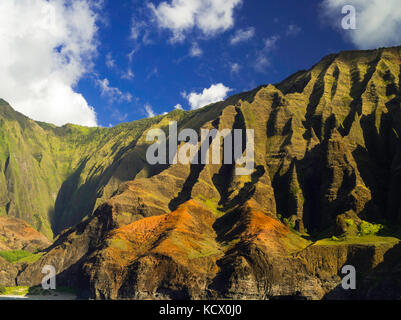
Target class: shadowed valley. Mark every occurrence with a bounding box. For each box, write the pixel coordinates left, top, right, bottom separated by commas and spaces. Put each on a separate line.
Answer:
2, 46, 401, 299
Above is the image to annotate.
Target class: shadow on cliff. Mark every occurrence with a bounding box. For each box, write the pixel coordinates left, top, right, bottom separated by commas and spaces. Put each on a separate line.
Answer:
323, 241, 401, 300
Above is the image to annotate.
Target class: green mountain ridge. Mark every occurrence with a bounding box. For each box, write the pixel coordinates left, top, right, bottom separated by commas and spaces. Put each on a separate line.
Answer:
2, 45, 401, 299
0, 89, 262, 239
0, 99, 174, 237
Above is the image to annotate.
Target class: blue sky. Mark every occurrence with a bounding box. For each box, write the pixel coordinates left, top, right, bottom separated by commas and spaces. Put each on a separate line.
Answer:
84, 0, 352, 127
1, 0, 400, 127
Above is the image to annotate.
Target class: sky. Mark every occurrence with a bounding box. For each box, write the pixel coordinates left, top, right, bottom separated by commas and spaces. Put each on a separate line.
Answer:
0, 0, 401, 127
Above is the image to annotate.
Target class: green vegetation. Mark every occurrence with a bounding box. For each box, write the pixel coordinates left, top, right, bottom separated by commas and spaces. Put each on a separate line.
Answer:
196, 195, 225, 217
0, 250, 32, 263
109, 238, 129, 251
0, 97, 224, 239
283, 217, 296, 230
3, 47, 401, 289
0, 286, 29, 296
0, 100, 172, 238
0, 250, 43, 264
278, 214, 298, 233
359, 221, 384, 236
314, 235, 400, 246
187, 246, 222, 259
344, 218, 355, 227
312, 218, 401, 246
0, 285, 77, 297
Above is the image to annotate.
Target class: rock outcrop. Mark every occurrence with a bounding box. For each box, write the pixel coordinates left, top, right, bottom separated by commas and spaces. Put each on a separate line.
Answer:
2, 46, 401, 299
0, 216, 51, 252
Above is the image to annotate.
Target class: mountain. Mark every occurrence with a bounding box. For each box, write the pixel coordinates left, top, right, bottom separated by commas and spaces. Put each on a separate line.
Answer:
2, 46, 401, 299
0, 99, 165, 238
0, 216, 50, 252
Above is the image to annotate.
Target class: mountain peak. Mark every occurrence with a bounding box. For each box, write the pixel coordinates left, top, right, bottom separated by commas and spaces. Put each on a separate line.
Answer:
2, 46, 401, 299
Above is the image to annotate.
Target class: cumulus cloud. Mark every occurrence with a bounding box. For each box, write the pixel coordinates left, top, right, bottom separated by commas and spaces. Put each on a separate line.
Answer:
263, 35, 280, 51
105, 52, 116, 69
145, 104, 156, 118
131, 19, 146, 40
122, 67, 135, 80
96, 78, 132, 103
174, 104, 183, 110
255, 35, 280, 72
321, 0, 401, 49
149, 0, 242, 42
121, 48, 138, 81
230, 27, 255, 45
189, 42, 203, 57
230, 63, 240, 73
286, 24, 301, 36
130, 18, 152, 45
182, 83, 232, 110
0, 0, 100, 126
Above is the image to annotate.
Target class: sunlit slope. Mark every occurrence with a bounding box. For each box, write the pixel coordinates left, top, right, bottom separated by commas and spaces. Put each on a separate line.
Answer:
0, 99, 164, 237
3, 45, 401, 299
0, 98, 234, 238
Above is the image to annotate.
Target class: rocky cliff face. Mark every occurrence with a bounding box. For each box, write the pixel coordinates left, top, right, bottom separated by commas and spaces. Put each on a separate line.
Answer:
2, 46, 401, 299
0, 99, 163, 238
0, 216, 50, 252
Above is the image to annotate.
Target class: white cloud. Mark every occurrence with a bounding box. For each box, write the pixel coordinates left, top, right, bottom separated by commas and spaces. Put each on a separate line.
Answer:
130, 18, 152, 45
0, 0, 100, 127
321, 0, 401, 49
182, 83, 232, 110
286, 24, 301, 36
149, 0, 242, 42
131, 19, 146, 40
255, 35, 279, 72
105, 52, 116, 69
230, 27, 255, 45
128, 48, 138, 63
121, 48, 137, 80
96, 78, 132, 103
122, 68, 135, 80
263, 35, 280, 51
174, 103, 183, 110
230, 63, 240, 73
145, 104, 156, 118
189, 42, 203, 57
255, 56, 270, 72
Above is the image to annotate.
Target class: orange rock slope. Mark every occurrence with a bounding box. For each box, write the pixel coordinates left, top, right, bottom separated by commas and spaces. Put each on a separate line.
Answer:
0, 216, 51, 252
78, 199, 309, 299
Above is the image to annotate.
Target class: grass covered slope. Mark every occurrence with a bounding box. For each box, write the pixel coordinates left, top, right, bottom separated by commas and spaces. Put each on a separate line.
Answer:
3, 46, 401, 299
0, 250, 44, 264
0, 216, 50, 252
0, 96, 234, 239
0, 99, 186, 238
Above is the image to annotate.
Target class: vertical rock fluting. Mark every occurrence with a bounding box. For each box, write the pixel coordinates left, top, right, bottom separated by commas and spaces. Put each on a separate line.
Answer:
3, 46, 401, 299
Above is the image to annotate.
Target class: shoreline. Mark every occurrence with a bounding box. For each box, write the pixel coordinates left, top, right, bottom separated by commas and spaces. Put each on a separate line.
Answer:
0, 293, 77, 300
